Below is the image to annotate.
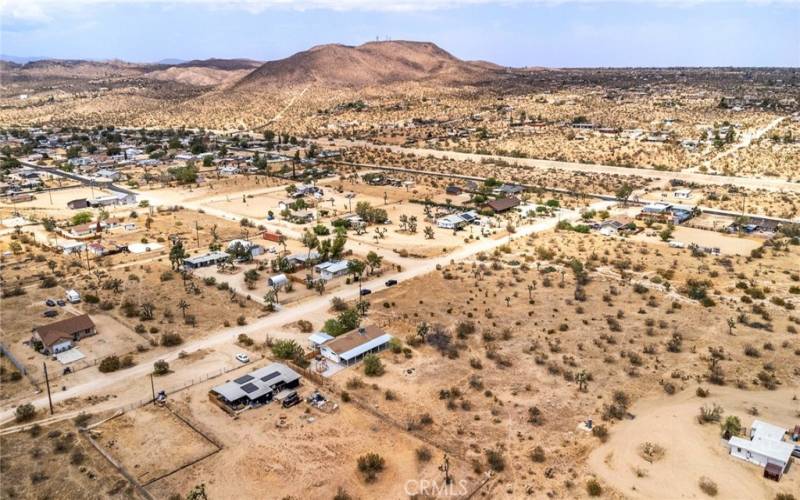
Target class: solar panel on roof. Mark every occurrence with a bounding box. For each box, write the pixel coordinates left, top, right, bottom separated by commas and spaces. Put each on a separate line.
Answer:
234, 375, 254, 384
260, 371, 280, 382
241, 382, 259, 393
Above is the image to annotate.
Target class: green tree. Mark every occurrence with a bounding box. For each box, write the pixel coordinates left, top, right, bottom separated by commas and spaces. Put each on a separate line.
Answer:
365, 251, 383, 275
169, 240, 188, 270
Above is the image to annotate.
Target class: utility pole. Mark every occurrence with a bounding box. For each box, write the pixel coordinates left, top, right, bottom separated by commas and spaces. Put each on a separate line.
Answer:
150, 374, 156, 405
195, 221, 200, 248
43, 362, 54, 415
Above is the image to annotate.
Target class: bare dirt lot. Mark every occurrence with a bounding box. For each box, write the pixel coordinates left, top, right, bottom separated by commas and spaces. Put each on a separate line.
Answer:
0, 420, 136, 500
95, 404, 219, 486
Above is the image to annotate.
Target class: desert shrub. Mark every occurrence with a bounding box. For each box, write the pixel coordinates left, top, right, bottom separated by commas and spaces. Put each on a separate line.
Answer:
639, 442, 665, 463
297, 319, 313, 333
333, 487, 352, 500
696, 387, 709, 398
160, 333, 183, 347
237, 333, 254, 346
73, 413, 91, 428
416, 446, 432, 462
15, 403, 36, 423
70, 449, 85, 465
99, 355, 121, 373
698, 477, 718, 496
586, 479, 603, 496
363, 354, 384, 376
592, 425, 608, 442
153, 360, 170, 375
698, 404, 723, 424
357, 453, 385, 482
272, 339, 302, 359
485, 448, 505, 472
531, 446, 546, 463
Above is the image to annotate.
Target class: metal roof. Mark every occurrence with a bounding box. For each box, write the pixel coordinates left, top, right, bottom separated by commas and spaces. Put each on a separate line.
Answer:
729, 435, 794, 464
211, 362, 300, 402
339, 334, 393, 361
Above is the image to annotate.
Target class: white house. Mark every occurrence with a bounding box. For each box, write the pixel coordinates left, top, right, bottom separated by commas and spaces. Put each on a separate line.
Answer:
673, 189, 693, 199
316, 260, 350, 281
727, 420, 794, 481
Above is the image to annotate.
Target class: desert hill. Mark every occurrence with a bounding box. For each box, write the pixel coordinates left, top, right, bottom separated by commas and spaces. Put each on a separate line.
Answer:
235, 40, 504, 89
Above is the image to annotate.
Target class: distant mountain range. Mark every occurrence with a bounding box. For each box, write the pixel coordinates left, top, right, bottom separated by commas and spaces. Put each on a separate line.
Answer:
2, 41, 514, 90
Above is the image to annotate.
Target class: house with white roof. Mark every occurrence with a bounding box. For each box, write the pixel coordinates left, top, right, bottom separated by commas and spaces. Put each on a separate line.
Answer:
315, 260, 350, 281
727, 420, 795, 481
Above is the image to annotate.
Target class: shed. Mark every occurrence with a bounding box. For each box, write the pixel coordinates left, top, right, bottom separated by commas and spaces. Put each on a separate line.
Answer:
268, 274, 289, 288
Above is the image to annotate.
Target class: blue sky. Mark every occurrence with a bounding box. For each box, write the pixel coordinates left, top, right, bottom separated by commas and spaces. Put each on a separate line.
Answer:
1, 1, 798, 67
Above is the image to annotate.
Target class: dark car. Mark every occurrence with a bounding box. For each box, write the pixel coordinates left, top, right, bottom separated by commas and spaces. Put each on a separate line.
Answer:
359, 288, 372, 296
385, 279, 398, 287
45, 299, 56, 307
43, 310, 58, 318
281, 391, 301, 408
56, 300, 66, 307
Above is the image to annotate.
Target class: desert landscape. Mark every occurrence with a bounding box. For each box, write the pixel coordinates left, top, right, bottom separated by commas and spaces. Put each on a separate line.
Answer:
1, 2, 799, 499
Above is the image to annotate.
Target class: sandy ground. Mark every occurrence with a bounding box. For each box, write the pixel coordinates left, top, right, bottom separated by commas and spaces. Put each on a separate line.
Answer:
0, 419, 136, 499
143, 370, 476, 500
95, 404, 219, 485
630, 226, 762, 256
588, 386, 800, 499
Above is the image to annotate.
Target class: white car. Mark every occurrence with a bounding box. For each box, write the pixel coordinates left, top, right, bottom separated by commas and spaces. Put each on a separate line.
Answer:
235, 353, 250, 363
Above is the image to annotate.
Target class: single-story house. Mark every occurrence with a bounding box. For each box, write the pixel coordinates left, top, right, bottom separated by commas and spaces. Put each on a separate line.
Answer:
32, 313, 96, 355
437, 213, 468, 230
484, 197, 521, 213
87, 192, 136, 207
58, 241, 87, 255
227, 239, 264, 259
673, 189, 693, 199
319, 326, 393, 366
67, 198, 89, 209
445, 185, 463, 196
209, 362, 300, 412
182, 251, 230, 270
286, 251, 320, 268
95, 169, 121, 181
727, 420, 794, 481
315, 260, 350, 281
437, 211, 478, 230
495, 184, 525, 196
599, 216, 635, 236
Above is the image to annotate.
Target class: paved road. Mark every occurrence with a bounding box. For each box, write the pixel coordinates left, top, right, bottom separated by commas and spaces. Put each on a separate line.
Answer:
0, 202, 608, 423
328, 139, 800, 193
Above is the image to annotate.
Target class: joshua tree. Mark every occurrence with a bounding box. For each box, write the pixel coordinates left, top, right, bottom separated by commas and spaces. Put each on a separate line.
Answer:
177, 299, 189, 319
726, 317, 736, 335
576, 370, 589, 392
424, 226, 435, 240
